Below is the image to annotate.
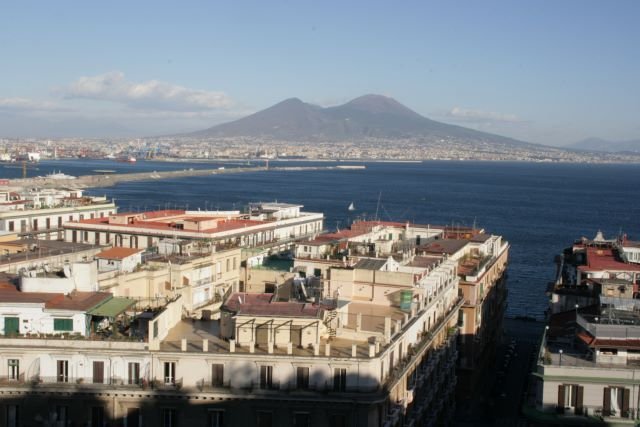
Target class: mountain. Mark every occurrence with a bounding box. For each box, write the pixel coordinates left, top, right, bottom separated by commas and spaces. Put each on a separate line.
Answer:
567, 137, 640, 153
186, 94, 534, 146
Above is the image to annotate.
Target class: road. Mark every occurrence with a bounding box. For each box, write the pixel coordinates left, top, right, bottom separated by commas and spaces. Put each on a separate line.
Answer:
455, 318, 544, 427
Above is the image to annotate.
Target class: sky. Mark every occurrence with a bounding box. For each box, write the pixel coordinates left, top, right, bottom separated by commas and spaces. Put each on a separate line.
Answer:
0, 1, 638, 145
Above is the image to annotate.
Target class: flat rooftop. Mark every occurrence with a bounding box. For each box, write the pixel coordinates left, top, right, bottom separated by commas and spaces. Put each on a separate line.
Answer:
0, 240, 100, 266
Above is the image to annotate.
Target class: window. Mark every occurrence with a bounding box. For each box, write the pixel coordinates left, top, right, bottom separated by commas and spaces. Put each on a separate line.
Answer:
163, 408, 178, 427
8, 359, 19, 380
128, 362, 140, 385
293, 413, 310, 427
8, 221, 14, 231
153, 321, 158, 338
256, 411, 273, 427
333, 368, 347, 392
20, 220, 26, 232
57, 360, 69, 382
93, 361, 104, 384
126, 407, 140, 427
296, 367, 309, 390
46, 218, 50, 229
259, 365, 273, 389
604, 386, 630, 417
55, 406, 68, 424
6, 405, 19, 427
558, 384, 583, 414
54, 318, 73, 331
90, 407, 104, 427
226, 258, 230, 272
314, 268, 321, 277
211, 363, 224, 387
164, 362, 176, 384
208, 410, 224, 427
233, 257, 237, 270
32, 219, 38, 231
58, 217, 62, 227
330, 414, 347, 427
4, 316, 19, 335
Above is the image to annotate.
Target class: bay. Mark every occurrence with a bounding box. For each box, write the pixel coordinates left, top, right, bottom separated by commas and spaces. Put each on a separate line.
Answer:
4, 158, 639, 320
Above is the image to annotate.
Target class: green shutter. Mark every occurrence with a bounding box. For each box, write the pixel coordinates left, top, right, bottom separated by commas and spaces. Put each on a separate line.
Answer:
54, 318, 73, 331
4, 317, 19, 335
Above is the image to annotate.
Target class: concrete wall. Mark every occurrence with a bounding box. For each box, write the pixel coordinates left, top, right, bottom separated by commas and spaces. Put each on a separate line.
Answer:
0, 305, 87, 336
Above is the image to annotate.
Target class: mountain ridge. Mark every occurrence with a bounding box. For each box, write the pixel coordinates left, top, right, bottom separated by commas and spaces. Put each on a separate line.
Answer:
184, 94, 541, 148
567, 137, 640, 153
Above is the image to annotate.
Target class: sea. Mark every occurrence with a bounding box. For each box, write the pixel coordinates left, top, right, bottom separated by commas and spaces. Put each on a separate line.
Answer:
4, 158, 640, 320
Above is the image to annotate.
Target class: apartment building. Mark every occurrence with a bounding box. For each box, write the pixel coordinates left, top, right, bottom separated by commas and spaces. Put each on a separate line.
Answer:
0, 188, 116, 240
419, 233, 509, 399
531, 233, 640, 425
0, 223, 461, 427
63, 203, 323, 251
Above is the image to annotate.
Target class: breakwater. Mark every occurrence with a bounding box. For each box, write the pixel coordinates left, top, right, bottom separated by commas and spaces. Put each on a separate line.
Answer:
8, 165, 365, 190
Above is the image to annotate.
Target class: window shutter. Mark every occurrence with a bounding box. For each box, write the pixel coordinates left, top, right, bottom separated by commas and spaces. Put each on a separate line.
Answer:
623, 388, 630, 415
603, 387, 611, 415
576, 386, 584, 415
557, 385, 565, 408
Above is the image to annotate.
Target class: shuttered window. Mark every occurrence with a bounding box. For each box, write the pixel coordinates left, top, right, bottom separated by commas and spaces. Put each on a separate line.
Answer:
54, 318, 73, 331
211, 364, 224, 387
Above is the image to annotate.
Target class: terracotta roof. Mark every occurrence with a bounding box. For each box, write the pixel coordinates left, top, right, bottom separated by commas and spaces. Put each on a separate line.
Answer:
96, 247, 143, 260
45, 291, 112, 311
222, 292, 322, 318
77, 215, 267, 234
579, 247, 640, 272
0, 286, 112, 312
222, 293, 274, 312
407, 255, 442, 269
419, 239, 468, 255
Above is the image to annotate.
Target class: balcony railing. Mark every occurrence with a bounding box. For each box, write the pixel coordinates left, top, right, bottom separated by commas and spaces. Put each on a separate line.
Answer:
577, 313, 640, 339
7, 376, 146, 389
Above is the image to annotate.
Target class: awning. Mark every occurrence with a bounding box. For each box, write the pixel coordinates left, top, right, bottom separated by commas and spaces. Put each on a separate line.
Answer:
88, 297, 136, 317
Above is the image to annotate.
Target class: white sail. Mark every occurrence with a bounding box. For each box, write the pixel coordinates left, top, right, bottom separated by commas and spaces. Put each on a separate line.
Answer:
348, 202, 355, 211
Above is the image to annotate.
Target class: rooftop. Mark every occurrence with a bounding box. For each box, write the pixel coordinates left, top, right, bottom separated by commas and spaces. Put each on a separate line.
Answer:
0, 284, 113, 312
222, 293, 323, 318
579, 247, 640, 272
419, 239, 468, 256
96, 247, 143, 260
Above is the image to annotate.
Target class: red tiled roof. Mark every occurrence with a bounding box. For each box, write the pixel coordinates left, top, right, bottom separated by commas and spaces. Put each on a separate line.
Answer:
46, 291, 112, 311
96, 247, 143, 260
76, 215, 267, 234
579, 247, 640, 272
222, 293, 322, 318
0, 286, 111, 312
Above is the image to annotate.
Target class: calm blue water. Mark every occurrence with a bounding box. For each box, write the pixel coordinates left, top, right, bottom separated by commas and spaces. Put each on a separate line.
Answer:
4, 159, 640, 319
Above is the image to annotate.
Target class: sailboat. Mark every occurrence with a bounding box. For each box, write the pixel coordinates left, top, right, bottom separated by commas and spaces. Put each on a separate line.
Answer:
348, 202, 356, 211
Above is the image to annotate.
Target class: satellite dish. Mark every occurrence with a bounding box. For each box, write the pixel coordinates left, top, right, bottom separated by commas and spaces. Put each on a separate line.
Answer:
63, 265, 72, 278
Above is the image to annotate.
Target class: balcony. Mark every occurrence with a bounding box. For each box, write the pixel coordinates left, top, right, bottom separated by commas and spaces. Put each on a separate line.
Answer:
577, 313, 640, 339
6, 376, 147, 390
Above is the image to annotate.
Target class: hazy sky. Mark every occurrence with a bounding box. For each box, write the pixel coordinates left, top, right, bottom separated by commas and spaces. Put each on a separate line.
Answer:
1, 1, 638, 145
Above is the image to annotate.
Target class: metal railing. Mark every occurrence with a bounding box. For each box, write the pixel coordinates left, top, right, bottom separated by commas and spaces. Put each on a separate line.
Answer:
577, 313, 640, 339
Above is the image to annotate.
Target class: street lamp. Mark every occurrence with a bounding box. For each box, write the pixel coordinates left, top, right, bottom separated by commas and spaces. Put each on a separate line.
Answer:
575, 303, 579, 319
559, 349, 563, 366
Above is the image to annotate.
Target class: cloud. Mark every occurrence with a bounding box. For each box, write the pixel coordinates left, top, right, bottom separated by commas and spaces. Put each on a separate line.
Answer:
445, 107, 523, 124
62, 71, 232, 112
0, 97, 68, 112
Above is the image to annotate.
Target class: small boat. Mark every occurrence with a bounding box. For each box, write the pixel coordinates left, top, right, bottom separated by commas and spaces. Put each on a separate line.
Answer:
45, 171, 76, 180
348, 202, 356, 211
117, 156, 137, 163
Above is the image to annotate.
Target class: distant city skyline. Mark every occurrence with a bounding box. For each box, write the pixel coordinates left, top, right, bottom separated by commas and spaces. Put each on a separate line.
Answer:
0, 1, 638, 145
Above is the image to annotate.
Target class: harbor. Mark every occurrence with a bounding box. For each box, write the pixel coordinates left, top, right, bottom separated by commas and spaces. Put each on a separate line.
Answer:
5, 164, 366, 190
